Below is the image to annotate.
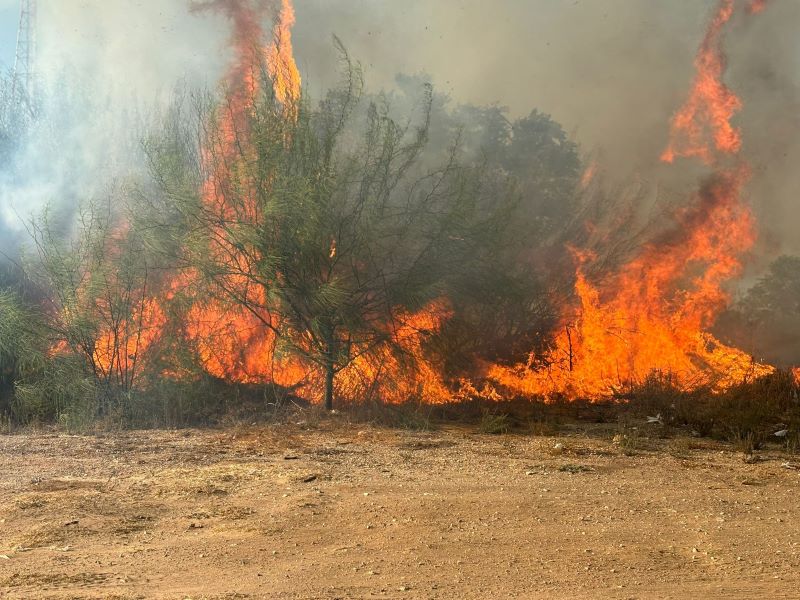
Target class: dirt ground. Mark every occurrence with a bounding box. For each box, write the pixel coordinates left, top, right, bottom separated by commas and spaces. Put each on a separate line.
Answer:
1, 419, 799, 600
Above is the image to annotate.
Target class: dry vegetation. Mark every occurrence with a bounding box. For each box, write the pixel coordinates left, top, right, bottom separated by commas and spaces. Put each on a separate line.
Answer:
2, 409, 800, 599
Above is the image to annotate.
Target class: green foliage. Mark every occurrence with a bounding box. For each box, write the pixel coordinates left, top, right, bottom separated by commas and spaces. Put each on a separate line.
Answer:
1, 43, 590, 427
0, 196, 173, 426
0, 291, 38, 415
718, 255, 800, 366
28, 199, 164, 405
146, 46, 521, 410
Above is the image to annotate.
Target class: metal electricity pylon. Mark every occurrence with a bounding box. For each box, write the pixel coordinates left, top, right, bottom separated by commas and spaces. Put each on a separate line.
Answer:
10, 0, 38, 117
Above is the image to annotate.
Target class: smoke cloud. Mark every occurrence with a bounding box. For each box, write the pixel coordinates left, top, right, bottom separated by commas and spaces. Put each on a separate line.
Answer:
0, 1, 229, 229
0, 0, 798, 263
290, 0, 800, 260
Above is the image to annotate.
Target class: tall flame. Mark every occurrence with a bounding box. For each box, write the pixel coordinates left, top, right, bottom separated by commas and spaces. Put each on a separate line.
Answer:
661, 0, 740, 164
266, 0, 301, 107
179, 0, 450, 403
490, 0, 773, 400
179, 0, 302, 387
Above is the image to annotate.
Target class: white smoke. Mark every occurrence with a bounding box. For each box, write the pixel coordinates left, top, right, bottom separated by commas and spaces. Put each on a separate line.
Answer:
0, 0, 230, 229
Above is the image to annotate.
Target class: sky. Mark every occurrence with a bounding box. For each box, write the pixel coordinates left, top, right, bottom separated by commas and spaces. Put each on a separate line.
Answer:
0, 0, 791, 174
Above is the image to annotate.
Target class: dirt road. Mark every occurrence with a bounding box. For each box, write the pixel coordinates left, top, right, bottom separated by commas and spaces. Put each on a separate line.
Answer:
1, 421, 799, 599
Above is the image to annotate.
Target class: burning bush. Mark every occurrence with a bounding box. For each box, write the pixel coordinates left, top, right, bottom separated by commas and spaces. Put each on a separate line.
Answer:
0, 0, 790, 433
143, 34, 522, 410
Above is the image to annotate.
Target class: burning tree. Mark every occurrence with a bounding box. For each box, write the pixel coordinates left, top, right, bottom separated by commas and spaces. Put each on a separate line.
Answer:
146, 37, 514, 409
15, 198, 166, 422
488, 0, 775, 400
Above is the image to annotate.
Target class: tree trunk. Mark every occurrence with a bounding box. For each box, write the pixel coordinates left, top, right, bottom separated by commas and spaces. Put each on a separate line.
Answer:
324, 361, 335, 411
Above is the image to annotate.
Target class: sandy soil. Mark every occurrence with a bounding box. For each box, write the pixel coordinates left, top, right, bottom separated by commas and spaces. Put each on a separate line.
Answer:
1, 420, 799, 599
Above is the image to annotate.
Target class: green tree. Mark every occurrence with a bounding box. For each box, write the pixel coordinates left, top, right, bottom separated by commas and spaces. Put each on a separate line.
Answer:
23, 198, 163, 417
147, 51, 514, 410
501, 110, 581, 229
718, 255, 800, 366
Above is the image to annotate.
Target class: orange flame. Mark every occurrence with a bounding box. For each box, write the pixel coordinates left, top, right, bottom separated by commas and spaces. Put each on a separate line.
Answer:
52, 223, 166, 389
747, 0, 769, 15
91, 299, 166, 383
173, 0, 303, 388
177, 0, 452, 404
490, 0, 773, 400
336, 300, 455, 405
661, 0, 741, 164
266, 0, 301, 107
580, 160, 598, 190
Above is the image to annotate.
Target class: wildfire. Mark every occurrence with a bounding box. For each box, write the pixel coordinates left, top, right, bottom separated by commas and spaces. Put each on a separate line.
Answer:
52, 223, 166, 389
174, 0, 450, 404
78, 0, 776, 406
335, 300, 455, 405
490, 0, 774, 400
91, 299, 166, 384
176, 0, 275, 387
661, 0, 741, 164
266, 0, 302, 107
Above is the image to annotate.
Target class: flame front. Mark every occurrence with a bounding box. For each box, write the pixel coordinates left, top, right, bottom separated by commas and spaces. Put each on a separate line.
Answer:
181, 0, 288, 386
266, 0, 301, 107
490, 0, 774, 400
76, 0, 776, 405
178, 0, 450, 403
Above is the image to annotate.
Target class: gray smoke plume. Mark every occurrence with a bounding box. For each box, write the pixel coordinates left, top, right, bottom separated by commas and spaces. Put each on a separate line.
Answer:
290, 0, 800, 260
0, 0, 797, 263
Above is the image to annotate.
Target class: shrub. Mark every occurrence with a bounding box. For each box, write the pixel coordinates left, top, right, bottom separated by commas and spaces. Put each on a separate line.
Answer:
478, 409, 511, 435
626, 369, 800, 448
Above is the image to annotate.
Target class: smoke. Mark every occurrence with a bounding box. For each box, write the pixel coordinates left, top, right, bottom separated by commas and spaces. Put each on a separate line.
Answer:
727, 1, 800, 260
292, 1, 703, 172
0, 0, 229, 230
290, 0, 800, 258
0, 0, 798, 261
